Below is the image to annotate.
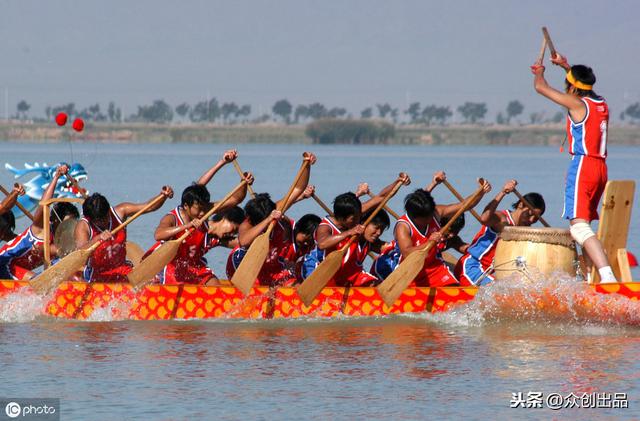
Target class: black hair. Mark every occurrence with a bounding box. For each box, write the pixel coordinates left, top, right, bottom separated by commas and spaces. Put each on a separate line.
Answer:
82, 193, 111, 221
51, 202, 79, 223
294, 214, 321, 237
565, 64, 600, 99
440, 213, 465, 235
512, 192, 546, 215
404, 189, 436, 219
181, 184, 211, 207
244, 193, 276, 226
333, 192, 362, 220
0, 211, 16, 234
211, 206, 245, 225
363, 209, 390, 231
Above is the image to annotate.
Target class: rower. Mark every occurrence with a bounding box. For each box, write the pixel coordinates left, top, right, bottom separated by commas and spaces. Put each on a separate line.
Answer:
301, 173, 410, 287
0, 166, 77, 280
226, 152, 317, 287
372, 172, 491, 287
0, 183, 25, 243
454, 180, 545, 286
75, 187, 173, 283
532, 49, 616, 283
143, 150, 252, 285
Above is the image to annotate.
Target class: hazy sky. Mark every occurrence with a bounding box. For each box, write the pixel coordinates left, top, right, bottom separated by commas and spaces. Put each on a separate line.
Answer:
1, 0, 638, 120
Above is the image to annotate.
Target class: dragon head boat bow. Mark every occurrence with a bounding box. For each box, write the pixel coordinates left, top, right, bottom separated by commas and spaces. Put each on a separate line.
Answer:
4, 162, 88, 218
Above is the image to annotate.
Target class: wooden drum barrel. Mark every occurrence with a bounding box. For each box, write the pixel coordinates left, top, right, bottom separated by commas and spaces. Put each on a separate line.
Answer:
494, 227, 578, 280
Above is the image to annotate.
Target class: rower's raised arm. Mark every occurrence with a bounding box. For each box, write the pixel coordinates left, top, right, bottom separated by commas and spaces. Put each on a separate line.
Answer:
0, 184, 24, 215
363, 173, 410, 214
32, 165, 68, 230
437, 178, 491, 220
215, 172, 253, 213
196, 149, 238, 186
480, 180, 514, 231
278, 152, 316, 210
115, 186, 174, 220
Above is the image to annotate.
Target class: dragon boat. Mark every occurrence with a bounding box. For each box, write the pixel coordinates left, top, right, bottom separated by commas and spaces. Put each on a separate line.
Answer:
0, 280, 639, 321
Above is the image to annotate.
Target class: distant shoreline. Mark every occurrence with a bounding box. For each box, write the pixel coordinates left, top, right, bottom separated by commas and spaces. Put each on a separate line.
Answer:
1, 121, 639, 145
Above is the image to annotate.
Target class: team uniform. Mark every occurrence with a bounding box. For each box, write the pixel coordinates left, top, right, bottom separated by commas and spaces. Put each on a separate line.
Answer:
301, 217, 377, 287
562, 97, 609, 221
0, 226, 47, 280
226, 218, 298, 287
143, 206, 216, 285
81, 207, 131, 283
454, 210, 515, 286
371, 214, 457, 287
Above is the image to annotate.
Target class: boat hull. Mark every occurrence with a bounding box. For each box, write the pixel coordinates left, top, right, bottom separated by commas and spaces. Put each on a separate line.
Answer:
0, 280, 638, 320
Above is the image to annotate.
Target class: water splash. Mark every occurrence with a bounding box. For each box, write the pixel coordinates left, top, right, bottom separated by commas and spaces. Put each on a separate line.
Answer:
84, 297, 134, 322
426, 272, 640, 328
0, 289, 47, 322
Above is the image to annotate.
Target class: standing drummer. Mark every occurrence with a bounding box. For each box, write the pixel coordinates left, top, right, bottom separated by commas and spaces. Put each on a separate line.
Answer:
531, 50, 616, 283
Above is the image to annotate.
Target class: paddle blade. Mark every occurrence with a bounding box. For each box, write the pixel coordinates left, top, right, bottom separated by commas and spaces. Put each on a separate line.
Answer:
376, 248, 428, 307
54, 218, 78, 257
128, 239, 182, 289
126, 241, 145, 266
230, 231, 271, 295
296, 247, 347, 307
30, 248, 92, 295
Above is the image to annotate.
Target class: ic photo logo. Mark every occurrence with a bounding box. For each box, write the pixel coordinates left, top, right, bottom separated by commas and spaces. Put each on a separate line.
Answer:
4, 402, 20, 419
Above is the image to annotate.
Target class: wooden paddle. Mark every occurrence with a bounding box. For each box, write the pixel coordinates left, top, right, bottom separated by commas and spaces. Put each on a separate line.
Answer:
232, 160, 256, 198
311, 193, 378, 261
53, 218, 78, 257
442, 180, 483, 223
537, 35, 547, 64
231, 160, 310, 295
126, 241, 145, 266
297, 179, 405, 306
541, 27, 557, 58
376, 182, 486, 307
128, 180, 248, 289
0, 183, 34, 220
513, 188, 550, 227
30, 193, 167, 295
65, 174, 88, 199
366, 192, 400, 220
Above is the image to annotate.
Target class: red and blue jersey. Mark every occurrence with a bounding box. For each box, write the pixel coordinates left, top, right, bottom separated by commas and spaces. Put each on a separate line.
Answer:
82, 207, 129, 282
567, 97, 608, 158
0, 226, 46, 279
563, 97, 609, 221
301, 217, 373, 287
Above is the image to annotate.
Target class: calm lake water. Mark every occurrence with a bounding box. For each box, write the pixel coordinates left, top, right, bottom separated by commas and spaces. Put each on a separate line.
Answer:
1, 142, 639, 419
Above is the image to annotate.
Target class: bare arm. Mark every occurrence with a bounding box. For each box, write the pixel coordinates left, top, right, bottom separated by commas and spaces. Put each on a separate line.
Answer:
114, 186, 174, 221
316, 223, 363, 251
154, 212, 192, 241
425, 171, 446, 193
532, 64, 585, 121
278, 152, 316, 211
436, 179, 491, 220
237, 210, 281, 248
479, 180, 516, 232
32, 165, 68, 232
196, 149, 237, 186
0, 184, 24, 215
362, 173, 410, 214
74, 219, 108, 250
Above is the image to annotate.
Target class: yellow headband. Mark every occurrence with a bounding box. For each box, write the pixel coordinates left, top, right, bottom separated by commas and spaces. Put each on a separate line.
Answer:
566, 70, 593, 90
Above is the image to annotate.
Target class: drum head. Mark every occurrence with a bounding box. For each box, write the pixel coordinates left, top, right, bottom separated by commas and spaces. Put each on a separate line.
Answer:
54, 218, 78, 257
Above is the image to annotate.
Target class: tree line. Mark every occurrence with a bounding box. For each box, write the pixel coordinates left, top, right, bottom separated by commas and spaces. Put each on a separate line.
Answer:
11, 98, 640, 126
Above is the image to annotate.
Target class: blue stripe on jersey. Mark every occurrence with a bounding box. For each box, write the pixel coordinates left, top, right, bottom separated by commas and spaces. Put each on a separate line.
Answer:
562, 155, 581, 220
466, 226, 498, 261
570, 123, 585, 155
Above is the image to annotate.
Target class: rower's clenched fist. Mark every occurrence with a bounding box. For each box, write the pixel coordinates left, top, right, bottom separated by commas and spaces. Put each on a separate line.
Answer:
397, 172, 411, 186
302, 185, 315, 199
161, 186, 174, 199
56, 164, 69, 177
243, 172, 255, 185
501, 179, 517, 194
302, 152, 317, 165
222, 149, 238, 163
479, 178, 492, 194
12, 183, 25, 196
355, 183, 370, 198
270, 210, 282, 221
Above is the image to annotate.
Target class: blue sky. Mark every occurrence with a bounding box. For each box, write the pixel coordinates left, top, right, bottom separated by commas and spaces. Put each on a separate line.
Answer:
1, 0, 638, 120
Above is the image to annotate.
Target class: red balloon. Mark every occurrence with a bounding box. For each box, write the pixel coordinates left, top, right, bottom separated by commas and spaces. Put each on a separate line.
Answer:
72, 118, 85, 132
55, 112, 68, 126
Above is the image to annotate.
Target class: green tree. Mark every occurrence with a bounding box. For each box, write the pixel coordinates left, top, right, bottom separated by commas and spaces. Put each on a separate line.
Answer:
506, 100, 524, 124
376, 103, 392, 119
327, 107, 347, 118
190, 98, 220, 123
624, 102, 640, 122
457, 102, 487, 124
221, 102, 239, 124
132, 99, 173, 123
360, 107, 373, 119
529, 112, 544, 125
294, 105, 309, 123
236, 104, 251, 123
307, 103, 328, 120
16, 100, 30, 119
45, 106, 52, 120
272, 99, 293, 124
405, 102, 421, 124
550, 111, 564, 123
496, 112, 506, 125
175, 103, 190, 119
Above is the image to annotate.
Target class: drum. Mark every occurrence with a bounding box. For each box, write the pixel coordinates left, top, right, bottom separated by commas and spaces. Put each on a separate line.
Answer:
494, 227, 577, 280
